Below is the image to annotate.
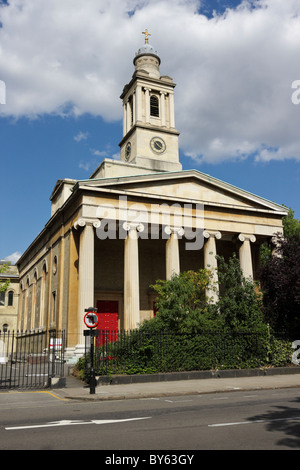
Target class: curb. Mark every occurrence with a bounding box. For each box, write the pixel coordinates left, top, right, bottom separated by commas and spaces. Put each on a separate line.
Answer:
96, 366, 300, 386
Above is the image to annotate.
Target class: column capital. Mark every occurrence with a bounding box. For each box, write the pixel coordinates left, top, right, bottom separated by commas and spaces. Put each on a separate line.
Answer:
203, 230, 222, 240
164, 226, 184, 237
238, 233, 256, 243
73, 218, 101, 230
122, 221, 145, 233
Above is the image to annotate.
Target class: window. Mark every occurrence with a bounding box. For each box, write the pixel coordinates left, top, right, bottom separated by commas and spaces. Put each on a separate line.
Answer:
51, 291, 57, 324
2, 323, 8, 332
150, 95, 159, 117
0, 292, 5, 306
8, 291, 13, 307
53, 256, 58, 275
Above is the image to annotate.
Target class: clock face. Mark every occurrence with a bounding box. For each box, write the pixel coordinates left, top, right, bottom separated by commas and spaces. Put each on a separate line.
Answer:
150, 137, 166, 154
125, 141, 131, 160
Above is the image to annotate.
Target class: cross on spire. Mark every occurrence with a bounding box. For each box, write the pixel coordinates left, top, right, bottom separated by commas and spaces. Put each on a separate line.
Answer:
142, 29, 151, 44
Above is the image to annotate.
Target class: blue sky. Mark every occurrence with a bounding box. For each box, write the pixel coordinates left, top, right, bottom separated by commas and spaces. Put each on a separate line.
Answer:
0, 0, 300, 263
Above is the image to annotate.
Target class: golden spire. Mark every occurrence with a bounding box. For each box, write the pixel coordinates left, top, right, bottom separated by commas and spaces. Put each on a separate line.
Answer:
142, 29, 151, 44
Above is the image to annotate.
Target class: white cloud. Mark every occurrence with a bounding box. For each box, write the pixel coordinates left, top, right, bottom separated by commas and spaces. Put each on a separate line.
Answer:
78, 145, 120, 171
91, 149, 109, 157
4, 252, 22, 264
74, 131, 89, 142
0, 0, 300, 163
79, 161, 93, 172
0, 79, 5, 104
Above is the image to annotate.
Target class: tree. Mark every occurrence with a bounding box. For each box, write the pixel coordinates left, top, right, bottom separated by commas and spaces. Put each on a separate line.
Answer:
260, 234, 300, 333
150, 254, 266, 333
260, 206, 300, 266
282, 206, 300, 239
150, 269, 221, 333
0, 263, 10, 293
215, 254, 265, 331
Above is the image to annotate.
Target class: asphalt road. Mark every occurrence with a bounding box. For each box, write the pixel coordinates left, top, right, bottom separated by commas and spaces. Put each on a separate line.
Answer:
1, 387, 300, 452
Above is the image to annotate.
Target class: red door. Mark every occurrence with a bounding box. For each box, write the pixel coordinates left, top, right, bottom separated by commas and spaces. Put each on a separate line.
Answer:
96, 300, 119, 347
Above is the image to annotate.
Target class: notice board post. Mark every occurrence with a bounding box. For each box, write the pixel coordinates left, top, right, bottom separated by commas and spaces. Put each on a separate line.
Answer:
83, 308, 99, 395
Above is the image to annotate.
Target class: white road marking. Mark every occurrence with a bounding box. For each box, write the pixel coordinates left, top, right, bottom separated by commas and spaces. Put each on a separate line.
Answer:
209, 416, 300, 427
164, 399, 193, 403
5, 417, 151, 431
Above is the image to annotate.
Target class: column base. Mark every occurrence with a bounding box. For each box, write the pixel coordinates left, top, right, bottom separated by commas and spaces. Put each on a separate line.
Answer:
64, 344, 85, 364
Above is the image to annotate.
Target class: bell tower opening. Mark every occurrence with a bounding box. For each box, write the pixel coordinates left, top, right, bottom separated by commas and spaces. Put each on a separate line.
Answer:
150, 94, 159, 117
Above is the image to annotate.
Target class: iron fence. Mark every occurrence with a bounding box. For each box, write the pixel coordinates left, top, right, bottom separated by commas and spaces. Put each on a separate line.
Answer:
83, 328, 291, 380
0, 329, 65, 389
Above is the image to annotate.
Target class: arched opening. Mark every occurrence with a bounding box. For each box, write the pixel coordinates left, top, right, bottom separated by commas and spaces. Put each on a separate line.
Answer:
150, 94, 159, 117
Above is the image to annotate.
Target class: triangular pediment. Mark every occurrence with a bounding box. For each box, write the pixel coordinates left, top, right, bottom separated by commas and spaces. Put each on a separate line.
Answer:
79, 169, 286, 215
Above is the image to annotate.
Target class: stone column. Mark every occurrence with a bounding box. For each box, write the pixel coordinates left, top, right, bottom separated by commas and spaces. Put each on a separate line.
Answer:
164, 226, 183, 280
123, 222, 144, 330
238, 234, 256, 280
126, 99, 131, 132
160, 92, 166, 127
144, 87, 151, 123
74, 218, 100, 348
132, 92, 136, 125
136, 85, 142, 122
123, 102, 127, 137
203, 230, 222, 302
169, 92, 175, 128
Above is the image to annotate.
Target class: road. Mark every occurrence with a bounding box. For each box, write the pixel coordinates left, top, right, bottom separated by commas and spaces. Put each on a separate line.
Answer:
1, 387, 300, 452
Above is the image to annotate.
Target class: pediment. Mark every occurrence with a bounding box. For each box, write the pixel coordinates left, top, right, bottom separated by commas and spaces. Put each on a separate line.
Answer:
83, 170, 286, 215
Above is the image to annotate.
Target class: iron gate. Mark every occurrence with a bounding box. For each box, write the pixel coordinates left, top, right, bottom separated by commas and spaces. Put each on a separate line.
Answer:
0, 329, 65, 389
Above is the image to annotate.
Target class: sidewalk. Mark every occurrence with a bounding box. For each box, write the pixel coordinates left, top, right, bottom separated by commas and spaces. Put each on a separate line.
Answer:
53, 368, 300, 401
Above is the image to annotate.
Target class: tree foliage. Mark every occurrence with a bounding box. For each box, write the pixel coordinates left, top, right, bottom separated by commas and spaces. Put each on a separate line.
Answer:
150, 269, 220, 333
216, 254, 265, 331
150, 254, 266, 333
282, 206, 300, 239
260, 206, 300, 266
0, 263, 10, 293
260, 234, 300, 332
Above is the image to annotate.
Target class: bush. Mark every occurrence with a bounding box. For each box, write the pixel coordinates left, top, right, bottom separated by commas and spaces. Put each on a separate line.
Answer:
75, 329, 295, 378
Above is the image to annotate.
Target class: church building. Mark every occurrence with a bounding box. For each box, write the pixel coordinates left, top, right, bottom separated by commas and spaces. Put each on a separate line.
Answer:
17, 32, 287, 360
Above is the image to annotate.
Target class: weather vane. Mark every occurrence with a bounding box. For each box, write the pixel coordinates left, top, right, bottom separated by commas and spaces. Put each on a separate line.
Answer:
142, 29, 151, 44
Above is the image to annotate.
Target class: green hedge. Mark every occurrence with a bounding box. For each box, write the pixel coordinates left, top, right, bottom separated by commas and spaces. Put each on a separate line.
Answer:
77, 329, 295, 379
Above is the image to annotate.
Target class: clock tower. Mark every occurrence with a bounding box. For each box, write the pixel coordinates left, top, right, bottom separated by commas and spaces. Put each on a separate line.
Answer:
119, 30, 182, 172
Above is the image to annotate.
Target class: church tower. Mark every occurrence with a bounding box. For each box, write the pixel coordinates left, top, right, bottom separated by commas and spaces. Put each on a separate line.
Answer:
119, 30, 182, 172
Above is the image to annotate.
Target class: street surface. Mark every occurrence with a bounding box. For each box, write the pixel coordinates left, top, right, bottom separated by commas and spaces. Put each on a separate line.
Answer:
1, 387, 300, 452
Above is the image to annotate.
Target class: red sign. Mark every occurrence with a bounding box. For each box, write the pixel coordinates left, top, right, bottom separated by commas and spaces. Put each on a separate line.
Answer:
84, 311, 99, 329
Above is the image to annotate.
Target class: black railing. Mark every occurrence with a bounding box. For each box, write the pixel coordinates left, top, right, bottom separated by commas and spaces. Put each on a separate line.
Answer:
0, 329, 65, 389
83, 329, 294, 379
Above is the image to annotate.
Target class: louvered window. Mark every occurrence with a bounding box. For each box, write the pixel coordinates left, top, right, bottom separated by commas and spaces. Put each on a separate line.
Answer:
150, 95, 159, 117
